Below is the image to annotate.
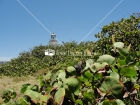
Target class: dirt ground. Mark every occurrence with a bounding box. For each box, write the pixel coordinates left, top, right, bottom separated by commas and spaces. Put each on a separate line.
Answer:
0, 68, 50, 104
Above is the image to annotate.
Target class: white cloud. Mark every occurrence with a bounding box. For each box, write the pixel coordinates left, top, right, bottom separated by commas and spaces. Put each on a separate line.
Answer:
0, 57, 11, 61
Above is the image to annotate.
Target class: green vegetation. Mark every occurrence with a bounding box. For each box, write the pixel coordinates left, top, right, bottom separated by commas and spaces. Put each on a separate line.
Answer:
0, 14, 140, 104
0, 41, 95, 76
0, 75, 38, 105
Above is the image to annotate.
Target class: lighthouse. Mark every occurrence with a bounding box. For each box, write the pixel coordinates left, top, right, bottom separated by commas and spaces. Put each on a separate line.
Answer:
48, 33, 59, 46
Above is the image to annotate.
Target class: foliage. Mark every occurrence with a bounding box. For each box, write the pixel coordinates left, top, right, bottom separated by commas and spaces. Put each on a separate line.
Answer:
1, 89, 17, 103
0, 15, 140, 77
0, 41, 95, 76
1, 40, 140, 104
1, 15, 140, 104
94, 15, 140, 54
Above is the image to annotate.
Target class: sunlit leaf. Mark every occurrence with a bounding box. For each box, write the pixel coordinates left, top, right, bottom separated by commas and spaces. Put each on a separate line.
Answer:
97, 55, 116, 65
54, 88, 65, 105
113, 42, 124, 48
110, 71, 119, 80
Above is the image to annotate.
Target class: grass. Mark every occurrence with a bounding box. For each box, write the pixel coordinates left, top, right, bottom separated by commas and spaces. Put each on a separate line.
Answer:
0, 68, 48, 104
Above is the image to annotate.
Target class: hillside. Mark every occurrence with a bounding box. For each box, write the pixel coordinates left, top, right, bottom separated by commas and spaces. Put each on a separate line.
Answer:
0, 41, 96, 76
0, 15, 140, 104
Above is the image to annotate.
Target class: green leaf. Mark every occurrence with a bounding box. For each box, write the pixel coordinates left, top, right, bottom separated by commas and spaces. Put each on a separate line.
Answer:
41, 94, 51, 104
99, 76, 123, 98
63, 77, 80, 93
50, 73, 58, 85
84, 59, 94, 72
92, 62, 108, 70
83, 92, 93, 101
57, 70, 66, 81
24, 90, 50, 104
3, 99, 16, 105
94, 73, 103, 81
44, 71, 52, 80
54, 88, 65, 105
75, 99, 83, 105
113, 42, 124, 48
118, 48, 129, 56
81, 87, 89, 92
120, 67, 137, 78
83, 70, 93, 79
99, 100, 109, 105
74, 85, 80, 96
20, 84, 31, 93
78, 75, 88, 82
67, 66, 76, 73
2, 89, 17, 103
10, 90, 17, 99
126, 56, 136, 66
97, 55, 116, 65
16, 97, 30, 105
85, 81, 92, 87
99, 99, 116, 105
24, 90, 40, 104
116, 99, 125, 105
53, 81, 63, 89
117, 58, 126, 66
110, 71, 119, 80
31, 85, 39, 92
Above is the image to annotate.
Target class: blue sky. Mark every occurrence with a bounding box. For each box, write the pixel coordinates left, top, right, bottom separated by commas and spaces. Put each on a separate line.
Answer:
0, 0, 140, 61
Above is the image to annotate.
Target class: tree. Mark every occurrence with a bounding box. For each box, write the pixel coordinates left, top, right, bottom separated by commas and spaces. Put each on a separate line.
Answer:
94, 14, 140, 53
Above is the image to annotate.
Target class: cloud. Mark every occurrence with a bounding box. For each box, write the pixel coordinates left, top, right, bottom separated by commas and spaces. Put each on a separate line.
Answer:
0, 57, 11, 61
